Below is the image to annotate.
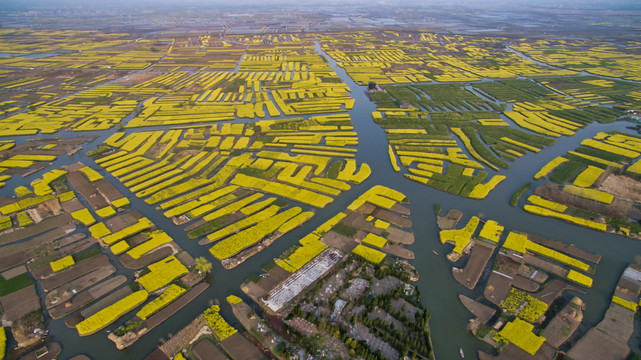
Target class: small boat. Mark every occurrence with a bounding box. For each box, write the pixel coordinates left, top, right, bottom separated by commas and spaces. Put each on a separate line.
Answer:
459, 347, 465, 358
432, 250, 439, 255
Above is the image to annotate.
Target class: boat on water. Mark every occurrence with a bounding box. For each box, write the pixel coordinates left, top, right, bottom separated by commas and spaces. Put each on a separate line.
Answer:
459, 347, 464, 358
432, 250, 439, 255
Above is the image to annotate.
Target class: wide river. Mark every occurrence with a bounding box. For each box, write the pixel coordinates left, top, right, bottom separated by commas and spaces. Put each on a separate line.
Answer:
4, 43, 641, 360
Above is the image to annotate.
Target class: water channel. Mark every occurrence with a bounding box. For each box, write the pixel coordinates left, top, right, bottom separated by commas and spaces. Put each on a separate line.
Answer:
5, 42, 641, 360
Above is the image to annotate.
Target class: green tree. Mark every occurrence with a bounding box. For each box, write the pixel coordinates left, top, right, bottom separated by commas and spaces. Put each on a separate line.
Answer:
195, 257, 212, 274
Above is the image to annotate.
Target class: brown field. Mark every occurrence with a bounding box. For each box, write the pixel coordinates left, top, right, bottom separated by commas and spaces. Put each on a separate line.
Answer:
192, 338, 228, 360
0, 285, 40, 321
453, 240, 495, 290
220, 332, 264, 360
45, 267, 117, 309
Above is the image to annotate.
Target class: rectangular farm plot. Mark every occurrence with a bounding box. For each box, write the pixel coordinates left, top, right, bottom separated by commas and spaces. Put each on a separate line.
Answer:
138, 256, 188, 292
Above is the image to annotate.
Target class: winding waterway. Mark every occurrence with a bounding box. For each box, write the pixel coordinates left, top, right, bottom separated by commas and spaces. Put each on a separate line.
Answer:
5, 41, 641, 360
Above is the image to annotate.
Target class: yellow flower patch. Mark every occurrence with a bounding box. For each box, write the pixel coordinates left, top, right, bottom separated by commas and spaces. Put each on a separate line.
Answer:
110, 240, 130, 255
17, 211, 33, 227
276, 234, 328, 272
563, 185, 614, 204
374, 219, 390, 229
226, 295, 243, 305
352, 244, 386, 264
136, 284, 185, 320
210, 207, 302, 260
89, 222, 111, 239
612, 295, 637, 312
102, 217, 152, 244
71, 209, 96, 226
203, 305, 237, 341
95, 206, 117, 218
138, 256, 188, 293
533, 157, 568, 179
76, 290, 148, 336
526, 195, 567, 212
388, 145, 400, 172
362, 233, 387, 248
127, 230, 173, 259
31, 169, 67, 196
524, 205, 607, 231
79, 166, 104, 182
566, 270, 593, 288
50, 255, 75, 272
572, 166, 604, 187
496, 318, 546, 355
439, 216, 479, 254
468, 175, 506, 199
111, 197, 130, 209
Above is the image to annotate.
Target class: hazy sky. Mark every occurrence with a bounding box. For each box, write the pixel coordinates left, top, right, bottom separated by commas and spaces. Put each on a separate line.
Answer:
3, 0, 641, 10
